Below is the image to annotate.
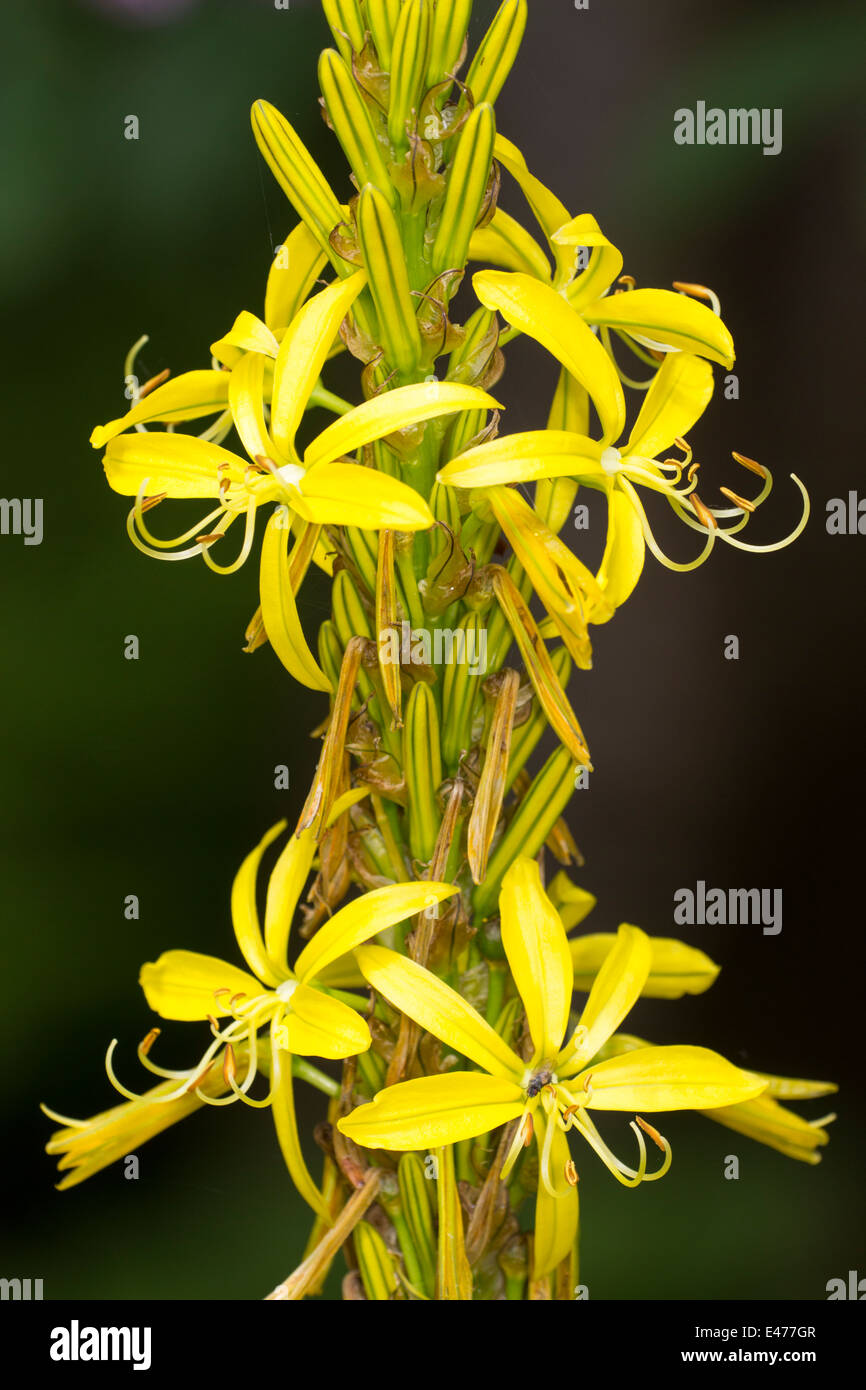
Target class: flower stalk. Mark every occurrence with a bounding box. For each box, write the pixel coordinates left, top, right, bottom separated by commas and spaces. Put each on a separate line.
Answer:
51, 0, 836, 1302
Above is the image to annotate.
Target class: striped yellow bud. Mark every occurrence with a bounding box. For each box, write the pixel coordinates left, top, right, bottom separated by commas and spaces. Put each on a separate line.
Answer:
388, 0, 432, 151
474, 745, 576, 919
319, 50, 397, 206
322, 0, 366, 60
354, 1221, 399, 1300
403, 682, 442, 863
432, 103, 497, 277
465, 0, 527, 107
398, 1153, 437, 1299
251, 100, 343, 260
356, 184, 423, 376
426, 0, 473, 86
367, 0, 402, 69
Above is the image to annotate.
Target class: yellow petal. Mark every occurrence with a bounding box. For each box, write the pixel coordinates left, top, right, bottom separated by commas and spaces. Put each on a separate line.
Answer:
264, 826, 317, 972
597, 487, 645, 609
293, 462, 435, 531
746, 1072, 838, 1102
305, 382, 501, 470
354, 945, 524, 1080
582, 288, 735, 369
576, 1044, 767, 1112
700, 1093, 834, 1164
271, 271, 366, 460
625, 353, 714, 462
533, 1115, 579, 1279
493, 135, 569, 241
139, 950, 262, 1022
547, 871, 596, 930
313, 956, 366, 990
270, 1035, 330, 1219
90, 371, 230, 448
491, 566, 591, 767
230, 819, 288, 987
438, 429, 605, 489
486, 484, 613, 660
281, 984, 371, 1059
571, 933, 721, 1000
102, 432, 245, 499
293, 881, 458, 985
265, 223, 328, 335
210, 311, 280, 367
337, 1072, 525, 1150
499, 858, 573, 1062
228, 350, 274, 463
474, 271, 625, 444
492, 134, 575, 283
469, 206, 552, 280
260, 509, 332, 691
554, 212, 624, 312
564, 924, 652, 1069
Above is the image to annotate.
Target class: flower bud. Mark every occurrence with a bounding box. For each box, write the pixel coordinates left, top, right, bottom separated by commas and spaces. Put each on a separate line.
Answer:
432, 103, 497, 278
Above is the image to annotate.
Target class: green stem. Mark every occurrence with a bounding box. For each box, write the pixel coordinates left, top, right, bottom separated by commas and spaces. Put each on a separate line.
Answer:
307, 383, 355, 415
291, 1057, 340, 1097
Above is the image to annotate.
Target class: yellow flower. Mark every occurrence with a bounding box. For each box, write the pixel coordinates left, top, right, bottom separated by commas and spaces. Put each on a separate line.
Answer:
91, 271, 499, 686
473, 136, 736, 369
93, 810, 457, 1218
338, 856, 765, 1275
91, 271, 497, 571
439, 348, 809, 608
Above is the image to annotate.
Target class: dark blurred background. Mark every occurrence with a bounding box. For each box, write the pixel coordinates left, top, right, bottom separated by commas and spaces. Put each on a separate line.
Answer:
1, 0, 864, 1300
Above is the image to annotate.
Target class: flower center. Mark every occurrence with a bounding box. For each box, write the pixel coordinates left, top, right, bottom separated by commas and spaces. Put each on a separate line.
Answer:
601, 446, 623, 476
525, 1067, 556, 1098
276, 979, 299, 1005
274, 462, 306, 489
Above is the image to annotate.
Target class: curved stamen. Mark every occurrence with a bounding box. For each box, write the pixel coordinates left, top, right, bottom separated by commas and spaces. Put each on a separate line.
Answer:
620, 477, 717, 572
569, 1109, 649, 1187
715, 474, 810, 554
198, 408, 234, 444
500, 1105, 535, 1182
610, 327, 664, 370
672, 280, 722, 317
538, 1095, 560, 1197
104, 1039, 151, 1102
201, 499, 258, 575
134, 1029, 193, 1081
600, 326, 656, 390
132, 488, 226, 551
669, 495, 751, 540
40, 1103, 90, 1129
634, 1116, 673, 1182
